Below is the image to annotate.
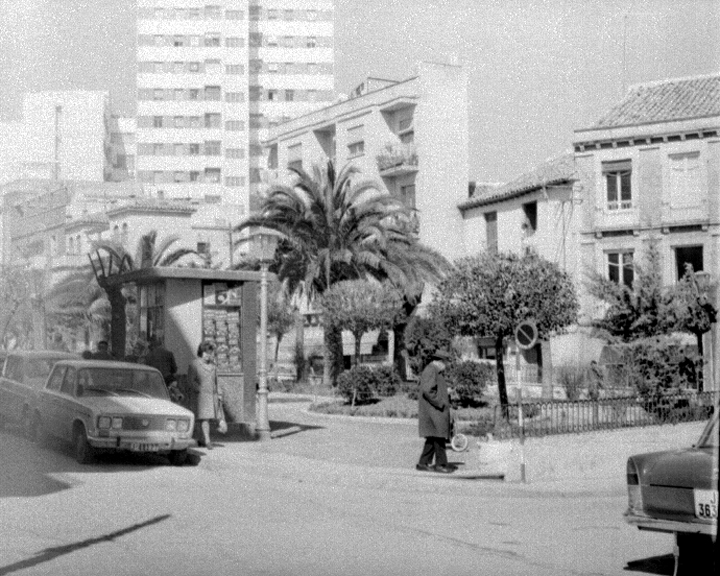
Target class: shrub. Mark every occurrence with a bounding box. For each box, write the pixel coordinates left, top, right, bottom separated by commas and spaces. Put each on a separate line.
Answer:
445, 360, 494, 407
556, 365, 586, 401
372, 365, 402, 397
336, 365, 376, 406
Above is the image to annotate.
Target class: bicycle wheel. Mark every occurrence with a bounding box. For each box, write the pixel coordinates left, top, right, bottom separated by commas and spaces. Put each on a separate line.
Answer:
451, 433, 469, 452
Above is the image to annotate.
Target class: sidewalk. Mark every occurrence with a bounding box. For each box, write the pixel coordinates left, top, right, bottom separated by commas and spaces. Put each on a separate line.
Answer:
253, 394, 709, 495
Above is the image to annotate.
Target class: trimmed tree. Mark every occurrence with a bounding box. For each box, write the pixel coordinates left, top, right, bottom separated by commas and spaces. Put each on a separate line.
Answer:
429, 251, 579, 416
319, 280, 405, 368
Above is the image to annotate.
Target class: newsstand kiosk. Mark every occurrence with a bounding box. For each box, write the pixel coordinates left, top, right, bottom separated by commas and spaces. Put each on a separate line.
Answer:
106, 267, 262, 431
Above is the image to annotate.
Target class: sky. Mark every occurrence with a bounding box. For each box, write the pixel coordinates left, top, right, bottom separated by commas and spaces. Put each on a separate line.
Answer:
1, 0, 718, 183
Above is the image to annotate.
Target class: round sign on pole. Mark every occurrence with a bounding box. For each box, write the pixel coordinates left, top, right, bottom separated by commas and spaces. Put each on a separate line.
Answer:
514, 320, 538, 350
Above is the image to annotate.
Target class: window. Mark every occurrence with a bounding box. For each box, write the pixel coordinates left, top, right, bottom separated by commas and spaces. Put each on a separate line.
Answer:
225, 120, 244, 131
204, 113, 221, 128
204, 86, 221, 100
249, 33, 263, 47
204, 141, 221, 156
173, 35, 186, 47
284, 9, 294, 20
188, 88, 201, 101
347, 124, 364, 157
226, 148, 244, 159
400, 184, 416, 209
225, 64, 244, 75
225, 37, 243, 48
485, 212, 498, 254
189, 171, 200, 182
153, 116, 164, 128
307, 36, 317, 48
204, 33, 221, 47
173, 144, 185, 156
204, 5, 222, 20
225, 9, 243, 20
204, 59, 221, 74
268, 9, 279, 20
603, 160, 632, 210
249, 5, 261, 20
204, 168, 221, 183
173, 116, 185, 128
225, 92, 244, 102
607, 250, 634, 287
268, 63, 278, 73
225, 176, 243, 187
267, 90, 276, 101
522, 201, 537, 236
60, 367, 76, 396
188, 62, 200, 73
675, 246, 704, 280
153, 89, 165, 100
197, 241, 210, 255
669, 152, 701, 208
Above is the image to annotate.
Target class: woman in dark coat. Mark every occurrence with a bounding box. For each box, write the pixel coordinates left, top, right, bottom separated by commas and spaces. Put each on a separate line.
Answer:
416, 348, 453, 473
188, 341, 218, 449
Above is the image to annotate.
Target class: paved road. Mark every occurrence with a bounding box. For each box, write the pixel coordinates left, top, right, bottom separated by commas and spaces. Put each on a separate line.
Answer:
0, 398, 706, 576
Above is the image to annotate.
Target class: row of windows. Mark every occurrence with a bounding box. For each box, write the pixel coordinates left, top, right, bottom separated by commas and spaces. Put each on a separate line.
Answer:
138, 33, 329, 49
138, 60, 243, 74
136, 115, 244, 131
137, 168, 224, 184
138, 6, 330, 22
137, 87, 244, 102
136, 142, 245, 158
263, 89, 333, 103
601, 152, 702, 212
605, 246, 703, 287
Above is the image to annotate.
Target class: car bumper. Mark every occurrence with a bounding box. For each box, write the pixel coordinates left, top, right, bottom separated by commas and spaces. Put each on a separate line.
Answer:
624, 510, 717, 537
88, 435, 196, 452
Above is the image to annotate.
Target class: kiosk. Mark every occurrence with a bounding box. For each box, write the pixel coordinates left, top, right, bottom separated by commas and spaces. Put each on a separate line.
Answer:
105, 268, 262, 427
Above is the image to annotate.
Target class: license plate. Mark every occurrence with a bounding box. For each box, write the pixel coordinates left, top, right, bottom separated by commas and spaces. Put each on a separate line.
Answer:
694, 489, 718, 519
130, 443, 159, 452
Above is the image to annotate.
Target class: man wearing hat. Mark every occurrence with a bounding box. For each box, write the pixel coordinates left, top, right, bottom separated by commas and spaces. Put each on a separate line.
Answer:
416, 347, 454, 473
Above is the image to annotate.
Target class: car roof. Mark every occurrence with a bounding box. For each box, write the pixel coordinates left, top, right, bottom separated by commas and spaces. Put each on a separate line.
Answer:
6, 350, 80, 360
55, 360, 162, 372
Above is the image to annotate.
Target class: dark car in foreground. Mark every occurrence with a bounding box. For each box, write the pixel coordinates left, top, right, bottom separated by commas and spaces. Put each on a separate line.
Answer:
625, 407, 718, 575
0, 350, 79, 437
34, 360, 195, 466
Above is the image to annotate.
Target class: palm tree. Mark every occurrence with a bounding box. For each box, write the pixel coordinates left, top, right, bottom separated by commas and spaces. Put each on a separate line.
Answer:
235, 160, 451, 385
91, 231, 198, 357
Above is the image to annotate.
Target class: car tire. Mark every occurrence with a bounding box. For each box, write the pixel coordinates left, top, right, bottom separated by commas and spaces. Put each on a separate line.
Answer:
168, 449, 188, 467
675, 533, 716, 575
73, 427, 96, 465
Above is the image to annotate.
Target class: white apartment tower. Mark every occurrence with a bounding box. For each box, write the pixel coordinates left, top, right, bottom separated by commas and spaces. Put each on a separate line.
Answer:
135, 0, 335, 217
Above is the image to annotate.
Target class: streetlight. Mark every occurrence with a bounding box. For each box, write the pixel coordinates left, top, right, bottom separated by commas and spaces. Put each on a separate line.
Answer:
248, 227, 282, 440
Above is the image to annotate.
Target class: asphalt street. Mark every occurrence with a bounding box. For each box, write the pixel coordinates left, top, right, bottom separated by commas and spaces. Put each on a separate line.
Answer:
0, 396, 709, 576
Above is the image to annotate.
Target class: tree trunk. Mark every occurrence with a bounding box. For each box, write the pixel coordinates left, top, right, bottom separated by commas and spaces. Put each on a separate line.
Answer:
696, 331, 704, 392
354, 331, 362, 367
107, 287, 127, 359
294, 309, 305, 382
495, 336, 510, 420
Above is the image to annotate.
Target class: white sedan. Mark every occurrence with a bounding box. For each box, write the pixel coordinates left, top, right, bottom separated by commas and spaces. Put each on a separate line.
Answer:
35, 360, 195, 466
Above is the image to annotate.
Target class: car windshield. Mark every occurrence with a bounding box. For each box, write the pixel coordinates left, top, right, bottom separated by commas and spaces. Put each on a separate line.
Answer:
696, 412, 719, 449
78, 368, 169, 400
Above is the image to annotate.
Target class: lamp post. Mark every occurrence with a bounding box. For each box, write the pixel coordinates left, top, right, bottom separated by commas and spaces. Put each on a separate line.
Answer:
248, 227, 281, 440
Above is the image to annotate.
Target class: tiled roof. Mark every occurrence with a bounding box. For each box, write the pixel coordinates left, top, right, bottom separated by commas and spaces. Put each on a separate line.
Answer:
106, 199, 196, 216
459, 153, 576, 211
593, 75, 720, 129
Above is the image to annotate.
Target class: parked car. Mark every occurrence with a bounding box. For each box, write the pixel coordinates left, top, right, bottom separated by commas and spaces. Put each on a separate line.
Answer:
624, 406, 718, 575
34, 360, 195, 466
0, 350, 79, 437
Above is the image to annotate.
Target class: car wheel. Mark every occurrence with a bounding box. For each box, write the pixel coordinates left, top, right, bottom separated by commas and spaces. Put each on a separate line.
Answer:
73, 427, 96, 465
675, 533, 715, 575
168, 449, 188, 467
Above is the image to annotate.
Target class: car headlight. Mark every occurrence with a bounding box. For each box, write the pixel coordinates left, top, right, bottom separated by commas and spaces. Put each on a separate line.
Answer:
111, 417, 123, 429
98, 416, 111, 429
166, 419, 177, 431
177, 419, 189, 433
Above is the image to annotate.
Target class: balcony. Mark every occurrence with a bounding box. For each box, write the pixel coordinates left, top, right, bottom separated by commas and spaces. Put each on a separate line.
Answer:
376, 143, 418, 177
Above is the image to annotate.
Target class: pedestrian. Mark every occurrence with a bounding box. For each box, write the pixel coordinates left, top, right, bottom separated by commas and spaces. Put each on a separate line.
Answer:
124, 339, 148, 364
188, 341, 219, 449
91, 340, 115, 360
416, 347, 454, 473
144, 336, 177, 385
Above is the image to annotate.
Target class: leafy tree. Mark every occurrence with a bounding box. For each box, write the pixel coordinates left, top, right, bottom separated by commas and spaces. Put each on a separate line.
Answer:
404, 315, 454, 376
429, 251, 578, 415
266, 281, 295, 371
235, 160, 450, 385
0, 265, 34, 349
319, 280, 405, 366
585, 242, 671, 341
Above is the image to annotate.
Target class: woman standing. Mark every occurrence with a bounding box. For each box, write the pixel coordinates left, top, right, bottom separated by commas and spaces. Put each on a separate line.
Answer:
188, 341, 218, 449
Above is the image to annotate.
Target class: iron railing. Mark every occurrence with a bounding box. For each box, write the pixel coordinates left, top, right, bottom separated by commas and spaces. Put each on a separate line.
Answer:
491, 390, 719, 439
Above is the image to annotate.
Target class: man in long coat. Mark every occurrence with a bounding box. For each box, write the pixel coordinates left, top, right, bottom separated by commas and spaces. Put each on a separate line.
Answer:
416, 348, 453, 473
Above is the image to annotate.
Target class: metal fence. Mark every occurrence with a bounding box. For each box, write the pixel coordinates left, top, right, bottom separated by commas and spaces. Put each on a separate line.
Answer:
491, 390, 719, 439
